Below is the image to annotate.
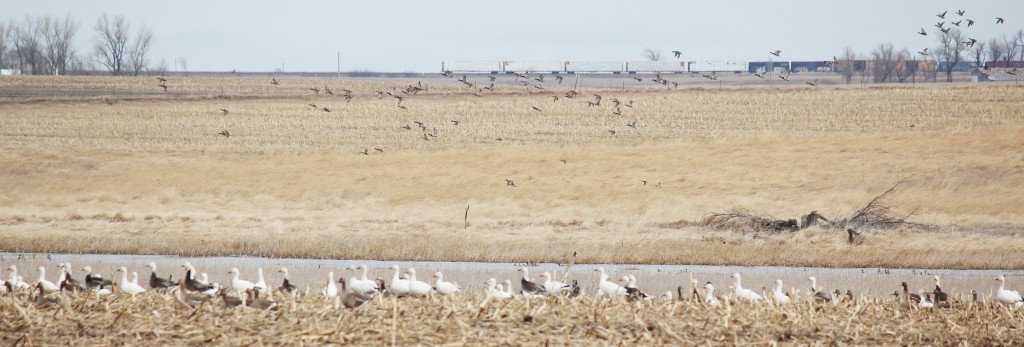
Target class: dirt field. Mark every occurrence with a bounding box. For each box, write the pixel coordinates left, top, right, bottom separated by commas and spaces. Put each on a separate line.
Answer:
1, 75, 1023, 269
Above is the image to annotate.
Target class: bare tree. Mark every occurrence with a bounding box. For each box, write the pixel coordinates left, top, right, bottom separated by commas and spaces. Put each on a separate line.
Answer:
643, 48, 663, 62
838, 46, 857, 84
125, 24, 152, 75
988, 38, 1005, 64
93, 14, 129, 75
175, 56, 188, 76
11, 17, 44, 74
1003, 33, 1020, 65
893, 48, 915, 83
971, 40, 986, 69
935, 27, 966, 82
871, 43, 896, 83
0, 22, 8, 70
1015, 29, 1024, 62
40, 14, 79, 75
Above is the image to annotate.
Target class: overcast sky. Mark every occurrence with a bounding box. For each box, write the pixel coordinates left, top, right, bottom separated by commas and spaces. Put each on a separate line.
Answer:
5, 0, 1022, 72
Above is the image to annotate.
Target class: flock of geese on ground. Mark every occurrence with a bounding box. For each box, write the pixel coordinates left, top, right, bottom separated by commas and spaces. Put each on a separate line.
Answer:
4, 261, 1022, 311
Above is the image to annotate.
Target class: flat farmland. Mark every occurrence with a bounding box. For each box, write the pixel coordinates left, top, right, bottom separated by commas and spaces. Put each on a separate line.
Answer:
1, 76, 1023, 269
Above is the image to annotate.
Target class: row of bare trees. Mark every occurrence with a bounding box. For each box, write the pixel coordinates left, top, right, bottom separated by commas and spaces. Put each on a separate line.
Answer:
0, 13, 153, 76
836, 27, 1024, 84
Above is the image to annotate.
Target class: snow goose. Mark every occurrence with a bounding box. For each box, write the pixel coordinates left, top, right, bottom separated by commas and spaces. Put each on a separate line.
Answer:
321, 271, 338, 298
337, 279, 374, 308
180, 262, 213, 292
146, 262, 176, 290
81, 266, 112, 290
253, 268, 268, 296
278, 267, 298, 295
932, 275, 948, 303
594, 267, 623, 298
808, 276, 833, 303
198, 273, 211, 286
58, 263, 87, 292
5, 265, 30, 291
994, 275, 1023, 307
405, 268, 433, 297
901, 282, 921, 304
503, 280, 514, 297
662, 291, 673, 301
486, 278, 511, 299
704, 282, 721, 307
115, 267, 145, 295
917, 290, 934, 308
389, 265, 410, 296
35, 266, 60, 293
540, 271, 570, 295
732, 273, 762, 301
228, 268, 256, 296
773, 279, 791, 305
518, 267, 545, 296
624, 275, 650, 301
348, 265, 378, 294
433, 271, 461, 295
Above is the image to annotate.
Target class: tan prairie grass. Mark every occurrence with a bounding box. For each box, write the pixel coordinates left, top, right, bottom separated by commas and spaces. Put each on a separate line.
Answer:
1, 76, 1023, 268
2, 290, 1023, 346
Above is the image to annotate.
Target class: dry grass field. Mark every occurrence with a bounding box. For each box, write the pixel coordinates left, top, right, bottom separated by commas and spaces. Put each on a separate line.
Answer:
1, 75, 1023, 269
2, 288, 1023, 346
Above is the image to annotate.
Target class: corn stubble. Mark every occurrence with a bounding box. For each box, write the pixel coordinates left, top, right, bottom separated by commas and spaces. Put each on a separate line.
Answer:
1, 290, 1021, 345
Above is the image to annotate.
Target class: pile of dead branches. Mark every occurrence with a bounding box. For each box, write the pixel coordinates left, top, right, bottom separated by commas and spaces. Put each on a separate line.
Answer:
702, 177, 923, 234
831, 177, 922, 230
701, 209, 798, 233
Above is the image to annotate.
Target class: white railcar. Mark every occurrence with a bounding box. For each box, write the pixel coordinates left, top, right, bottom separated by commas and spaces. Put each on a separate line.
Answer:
688, 61, 747, 73
441, 61, 503, 73
503, 61, 565, 73
625, 61, 688, 73
565, 61, 626, 73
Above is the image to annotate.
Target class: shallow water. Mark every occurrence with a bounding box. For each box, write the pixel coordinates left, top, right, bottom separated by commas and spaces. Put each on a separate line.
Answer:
3, 252, 1021, 300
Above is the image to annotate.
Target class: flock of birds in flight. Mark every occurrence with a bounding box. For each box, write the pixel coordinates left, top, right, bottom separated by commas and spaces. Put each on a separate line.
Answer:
4, 259, 1023, 311
915, 8, 1016, 75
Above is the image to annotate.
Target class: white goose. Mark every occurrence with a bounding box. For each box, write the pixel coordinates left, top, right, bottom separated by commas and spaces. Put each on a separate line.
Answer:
228, 267, 255, 296
389, 265, 410, 296
322, 271, 338, 298
732, 273, 763, 301
7, 265, 31, 291
253, 268, 268, 296
994, 275, 1023, 307
115, 267, 145, 295
35, 266, 60, 293
594, 267, 624, 298
347, 265, 378, 294
503, 279, 515, 298
405, 268, 433, 297
540, 271, 570, 295
486, 278, 511, 299
774, 279, 791, 305
917, 289, 934, 308
704, 282, 721, 307
198, 273, 211, 286
433, 271, 460, 295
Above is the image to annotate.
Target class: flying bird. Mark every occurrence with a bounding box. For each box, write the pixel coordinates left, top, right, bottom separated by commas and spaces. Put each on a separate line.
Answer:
935, 21, 945, 29
555, 75, 564, 84
359, 149, 368, 155
532, 106, 541, 112
626, 120, 637, 128
937, 10, 947, 19
159, 84, 168, 92
806, 79, 818, 87
271, 78, 279, 86
702, 72, 718, 80
952, 20, 961, 26
218, 130, 231, 138
996, 17, 1004, 24
321, 107, 331, 112
754, 71, 767, 78
956, 9, 965, 16
769, 50, 782, 56
220, 109, 229, 115
963, 38, 977, 47
918, 48, 929, 56
672, 50, 682, 58
918, 28, 928, 36
967, 19, 975, 27
778, 71, 791, 81
157, 77, 167, 83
